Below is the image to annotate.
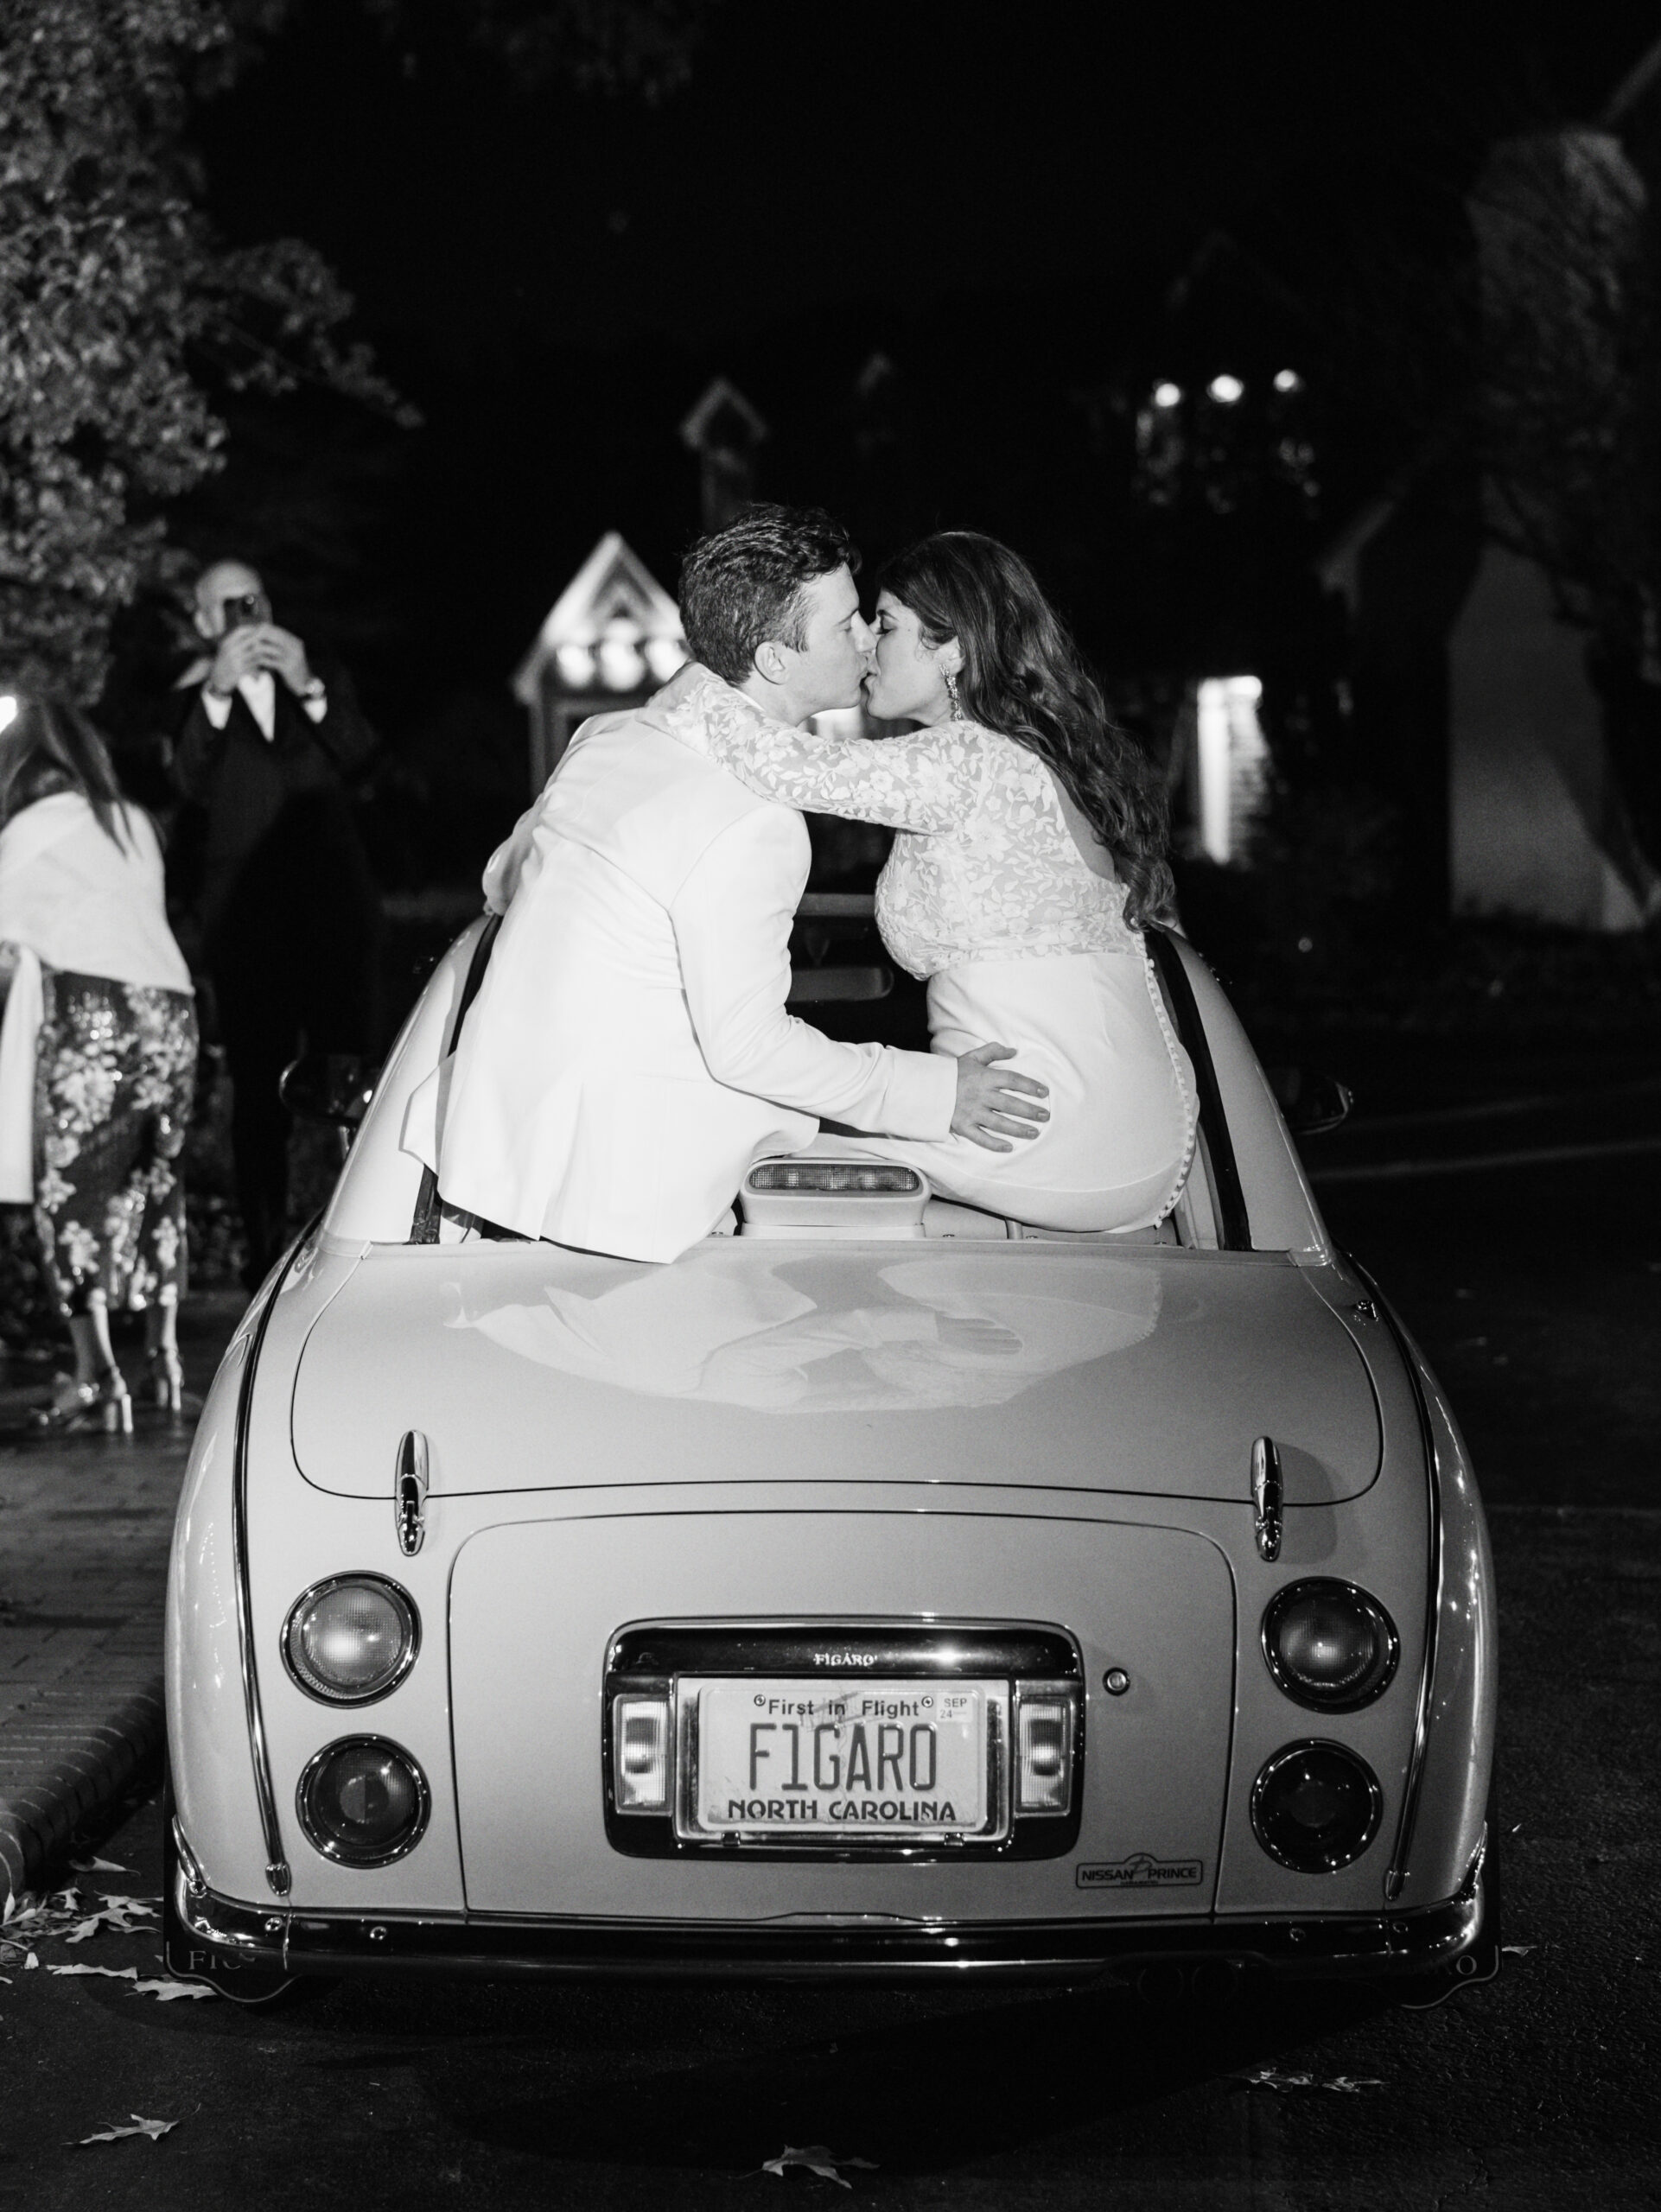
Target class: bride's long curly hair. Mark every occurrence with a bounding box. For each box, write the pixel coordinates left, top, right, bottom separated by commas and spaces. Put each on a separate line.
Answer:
877, 531, 1174, 929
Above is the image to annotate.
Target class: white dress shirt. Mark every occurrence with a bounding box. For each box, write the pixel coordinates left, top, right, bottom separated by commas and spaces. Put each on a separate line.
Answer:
200, 669, 328, 741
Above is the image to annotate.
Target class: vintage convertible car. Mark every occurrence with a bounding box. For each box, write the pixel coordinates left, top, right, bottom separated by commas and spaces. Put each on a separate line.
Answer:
163, 906, 1497, 2003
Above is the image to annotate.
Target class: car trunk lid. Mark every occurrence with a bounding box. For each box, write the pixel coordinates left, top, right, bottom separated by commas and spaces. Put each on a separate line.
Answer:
449, 1510, 1235, 1919
291, 1240, 1378, 1503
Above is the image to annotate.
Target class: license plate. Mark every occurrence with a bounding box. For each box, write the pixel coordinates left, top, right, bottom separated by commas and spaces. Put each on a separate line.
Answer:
678, 1677, 1007, 1840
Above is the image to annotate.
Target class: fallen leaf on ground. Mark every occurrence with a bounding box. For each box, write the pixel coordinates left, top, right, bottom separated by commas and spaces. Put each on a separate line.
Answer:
2, 1886, 98, 1959
1501, 1943, 1536, 1956
64, 1897, 157, 1943
48, 1964, 139, 1983
760, 2145, 878, 2188
1233, 2069, 1384, 2094
69, 1856, 131, 1875
76, 2115, 178, 2147
24, 1952, 38, 1969
130, 1978, 216, 2001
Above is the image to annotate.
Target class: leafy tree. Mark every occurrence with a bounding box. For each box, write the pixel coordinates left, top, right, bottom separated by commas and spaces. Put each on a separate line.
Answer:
0, 0, 717, 702
0, 0, 407, 699
1469, 130, 1658, 642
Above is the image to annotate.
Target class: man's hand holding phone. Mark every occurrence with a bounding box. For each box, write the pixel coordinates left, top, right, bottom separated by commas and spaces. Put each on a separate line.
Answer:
206, 624, 264, 699
253, 624, 314, 696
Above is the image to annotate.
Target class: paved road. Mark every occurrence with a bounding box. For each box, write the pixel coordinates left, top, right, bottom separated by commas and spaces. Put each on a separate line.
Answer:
1, 1085, 1657, 2209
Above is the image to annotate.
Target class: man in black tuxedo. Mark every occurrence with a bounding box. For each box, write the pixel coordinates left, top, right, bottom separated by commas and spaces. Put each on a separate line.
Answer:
174, 558, 380, 1284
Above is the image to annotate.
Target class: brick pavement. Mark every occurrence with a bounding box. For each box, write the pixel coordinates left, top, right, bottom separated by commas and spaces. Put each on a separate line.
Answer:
0, 1291, 243, 1900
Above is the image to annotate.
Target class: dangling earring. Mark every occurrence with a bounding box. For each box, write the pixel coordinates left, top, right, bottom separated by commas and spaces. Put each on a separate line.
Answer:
945, 668, 963, 720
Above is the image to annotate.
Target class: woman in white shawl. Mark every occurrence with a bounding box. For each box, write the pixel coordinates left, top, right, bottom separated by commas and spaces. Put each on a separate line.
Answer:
0, 699, 197, 1431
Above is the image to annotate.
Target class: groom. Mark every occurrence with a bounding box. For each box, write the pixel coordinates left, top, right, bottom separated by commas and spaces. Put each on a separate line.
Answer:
420, 505, 1046, 1264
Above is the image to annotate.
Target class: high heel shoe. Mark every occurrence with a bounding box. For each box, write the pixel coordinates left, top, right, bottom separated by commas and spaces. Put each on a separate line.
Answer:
30, 1366, 133, 1436
142, 1347, 187, 1418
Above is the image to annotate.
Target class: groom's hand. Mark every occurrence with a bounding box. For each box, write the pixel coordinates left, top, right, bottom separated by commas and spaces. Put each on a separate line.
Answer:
951, 1043, 1049, 1153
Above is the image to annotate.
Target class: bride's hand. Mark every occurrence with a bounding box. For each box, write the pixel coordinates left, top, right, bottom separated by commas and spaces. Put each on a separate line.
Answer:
951, 1043, 1049, 1152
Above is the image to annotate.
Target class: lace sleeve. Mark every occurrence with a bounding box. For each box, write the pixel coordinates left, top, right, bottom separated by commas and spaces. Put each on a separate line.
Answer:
663, 676, 981, 833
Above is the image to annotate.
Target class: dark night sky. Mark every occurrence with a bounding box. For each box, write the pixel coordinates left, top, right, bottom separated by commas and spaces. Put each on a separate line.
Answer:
202, 2, 1653, 352
169, 0, 1661, 874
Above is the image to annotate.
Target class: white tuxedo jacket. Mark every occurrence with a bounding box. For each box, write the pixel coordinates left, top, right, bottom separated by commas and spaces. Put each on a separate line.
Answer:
413, 672, 957, 1263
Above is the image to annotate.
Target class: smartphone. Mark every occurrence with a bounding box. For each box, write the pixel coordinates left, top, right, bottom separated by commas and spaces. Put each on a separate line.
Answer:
222, 593, 268, 629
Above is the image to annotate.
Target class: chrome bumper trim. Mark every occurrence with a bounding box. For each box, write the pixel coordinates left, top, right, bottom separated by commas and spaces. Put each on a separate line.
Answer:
168, 1854, 1486, 1986
231, 1235, 315, 1900
1359, 1263, 1444, 1904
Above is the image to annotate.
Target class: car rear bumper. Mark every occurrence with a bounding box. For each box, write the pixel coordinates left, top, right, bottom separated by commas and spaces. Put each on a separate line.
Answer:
168, 1834, 1489, 1986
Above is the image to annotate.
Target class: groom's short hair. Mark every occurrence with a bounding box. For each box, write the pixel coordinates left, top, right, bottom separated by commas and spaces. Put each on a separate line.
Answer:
679, 504, 859, 683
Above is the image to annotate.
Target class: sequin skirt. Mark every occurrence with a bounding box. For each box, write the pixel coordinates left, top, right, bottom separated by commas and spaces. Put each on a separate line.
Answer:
32, 969, 199, 1318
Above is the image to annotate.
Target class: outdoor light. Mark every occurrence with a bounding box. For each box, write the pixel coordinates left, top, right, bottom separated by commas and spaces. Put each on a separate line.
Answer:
598, 630, 646, 690
644, 635, 688, 682
555, 643, 595, 688
1273, 368, 1302, 394
1152, 381, 1183, 408
1207, 373, 1244, 404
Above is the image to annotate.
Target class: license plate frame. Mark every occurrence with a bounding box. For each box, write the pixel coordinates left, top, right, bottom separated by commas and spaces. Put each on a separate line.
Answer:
675, 1675, 1011, 1845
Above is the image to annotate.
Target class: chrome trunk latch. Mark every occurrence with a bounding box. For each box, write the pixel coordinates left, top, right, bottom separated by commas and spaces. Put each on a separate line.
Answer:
1251, 1435, 1283, 1562
396, 1429, 429, 1557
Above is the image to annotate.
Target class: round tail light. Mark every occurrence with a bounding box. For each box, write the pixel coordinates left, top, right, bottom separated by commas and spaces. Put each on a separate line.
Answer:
283, 1576, 418, 1705
1262, 1580, 1398, 1711
297, 1738, 430, 1866
1251, 1741, 1382, 1872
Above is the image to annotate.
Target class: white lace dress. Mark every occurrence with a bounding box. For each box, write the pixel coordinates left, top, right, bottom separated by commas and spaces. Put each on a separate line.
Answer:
660, 668, 1197, 1231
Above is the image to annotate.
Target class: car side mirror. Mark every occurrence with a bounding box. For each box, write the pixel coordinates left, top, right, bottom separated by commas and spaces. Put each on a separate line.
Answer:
279, 1052, 379, 1128
1268, 1065, 1353, 1136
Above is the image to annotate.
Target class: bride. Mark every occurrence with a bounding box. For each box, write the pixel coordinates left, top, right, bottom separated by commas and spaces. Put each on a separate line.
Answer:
661, 531, 1196, 1233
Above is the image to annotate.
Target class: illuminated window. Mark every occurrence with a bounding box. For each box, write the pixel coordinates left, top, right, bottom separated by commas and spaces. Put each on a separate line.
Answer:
0, 696, 16, 734
1207, 373, 1244, 404
1196, 675, 1268, 865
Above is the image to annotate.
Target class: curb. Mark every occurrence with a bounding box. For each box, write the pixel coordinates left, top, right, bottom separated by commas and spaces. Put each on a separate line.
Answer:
0, 1677, 164, 1903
